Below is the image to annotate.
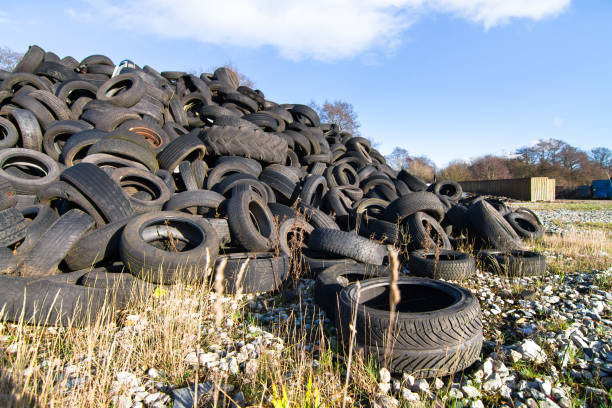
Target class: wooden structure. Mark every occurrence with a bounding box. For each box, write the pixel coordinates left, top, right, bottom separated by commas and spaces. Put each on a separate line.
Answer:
460, 177, 555, 201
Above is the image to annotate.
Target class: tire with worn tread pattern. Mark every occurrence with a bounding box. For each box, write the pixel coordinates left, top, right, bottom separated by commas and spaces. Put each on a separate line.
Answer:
338, 276, 483, 378
504, 212, 544, 239
215, 252, 289, 294
468, 200, 523, 250
493, 250, 546, 277
406, 211, 452, 251
308, 228, 387, 265
407, 249, 475, 280
0, 207, 27, 247
202, 126, 287, 164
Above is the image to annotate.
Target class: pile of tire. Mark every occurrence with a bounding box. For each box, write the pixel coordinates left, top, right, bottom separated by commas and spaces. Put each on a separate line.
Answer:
0, 45, 545, 375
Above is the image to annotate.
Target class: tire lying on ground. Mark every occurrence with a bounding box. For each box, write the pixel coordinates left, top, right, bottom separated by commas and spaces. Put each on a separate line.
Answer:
504, 212, 544, 239
468, 200, 523, 250
0, 268, 142, 327
481, 250, 547, 277
314, 263, 389, 318
214, 252, 289, 294
337, 277, 483, 378
120, 210, 220, 284
408, 249, 475, 281
308, 228, 388, 265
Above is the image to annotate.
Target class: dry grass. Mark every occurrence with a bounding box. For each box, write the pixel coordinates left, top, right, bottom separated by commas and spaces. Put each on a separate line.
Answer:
508, 200, 612, 211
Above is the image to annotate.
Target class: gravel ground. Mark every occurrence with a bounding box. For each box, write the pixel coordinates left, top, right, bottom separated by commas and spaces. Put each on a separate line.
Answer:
529, 209, 612, 234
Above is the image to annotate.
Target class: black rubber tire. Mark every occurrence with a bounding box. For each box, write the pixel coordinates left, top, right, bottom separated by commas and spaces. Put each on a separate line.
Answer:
61, 162, 134, 223
505, 212, 544, 239
14, 45, 45, 73
468, 200, 523, 250
300, 175, 328, 207
88, 137, 158, 171
0, 117, 19, 148
156, 132, 207, 172
60, 129, 106, 166
406, 211, 452, 251
397, 170, 428, 192
0, 207, 27, 247
202, 218, 231, 245
206, 156, 262, 189
513, 207, 542, 226
36, 180, 106, 226
308, 228, 387, 265
0, 148, 60, 194
428, 180, 462, 202
214, 252, 289, 294
0, 269, 138, 327
444, 204, 470, 233
297, 202, 340, 230
0, 178, 17, 211
110, 167, 171, 212
120, 211, 220, 284
178, 161, 199, 191
337, 276, 483, 378
259, 168, 299, 204
408, 249, 475, 280
268, 202, 297, 223
492, 250, 547, 277
116, 120, 170, 152
64, 217, 130, 271
359, 217, 401, 246
96, 73, 145, 108
314, 263, 390, 317
42, 120, 93, 161
226, 188, 277, 252
202, 126, 288, 164
212, 173, 270, 202
383, 192, 446, 223
278, 217, 314, 257
163, 190, 225, 215
5, 108, 43, 151
289, 104, 320, 127
18, 209, 95, 277
16, 204, 59, 257
0, 247, 18, 274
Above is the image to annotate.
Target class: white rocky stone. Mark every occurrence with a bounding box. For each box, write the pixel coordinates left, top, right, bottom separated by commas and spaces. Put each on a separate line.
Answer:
518, 340, 547, 363
461, 385, 480, 398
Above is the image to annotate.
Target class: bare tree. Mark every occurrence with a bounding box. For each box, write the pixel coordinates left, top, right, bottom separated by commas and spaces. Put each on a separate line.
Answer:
310, 100, 360, 135
0, 46, 23, 71
469, 155, 511, 180
590, 147, 612, 169
385, 147, 410, 170
438, 160, 472, 181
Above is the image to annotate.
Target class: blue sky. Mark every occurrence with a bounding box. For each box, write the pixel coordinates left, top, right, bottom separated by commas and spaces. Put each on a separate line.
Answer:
2, 0, 610, 167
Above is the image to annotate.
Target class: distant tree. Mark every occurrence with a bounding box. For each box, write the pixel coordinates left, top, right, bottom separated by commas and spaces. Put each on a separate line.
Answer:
438, 160, 472, 181
310, 100, 360, 135
468, 155, 511, 180
590, 147, 612, 169
385, 147, 410, 170
409, 156, 436, 183
0, 46, 22, 71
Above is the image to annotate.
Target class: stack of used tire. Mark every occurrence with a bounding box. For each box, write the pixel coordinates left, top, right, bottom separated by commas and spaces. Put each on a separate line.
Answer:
0, 45, 545, 376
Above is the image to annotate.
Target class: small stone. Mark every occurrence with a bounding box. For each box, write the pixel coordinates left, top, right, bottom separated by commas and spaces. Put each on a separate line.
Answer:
539, 399, 561, 408
471, 400, 485, 408
557, 397, 571, 408
378, 382, 391, 394
244, 359, 258, 377
539, 380, 552, 396
144, 392, 162, 405
509, 350, 523, 363
371, 393, 399, 408
412, 379, 429, 393
116, 396, 131, 408
551, 387, 567, 400
518, 340, 547, 363
231, 391, 245, 408
401, 388, 420, 402
482, 374, 502, 392
529, 388, 546, 400
525, 398, 538, 408
433, 378, 444, 390
448, 388, 463, 399
493, 360, 508, 374
500, 385, 512, 400
379, 367, 391, 384
172, 382, 213, 408
461, 385, 480, 398
402, 373, 415, 387
147, 368, 162, 379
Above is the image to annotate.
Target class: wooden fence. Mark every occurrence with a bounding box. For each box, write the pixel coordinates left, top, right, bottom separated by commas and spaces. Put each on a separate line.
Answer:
460, 177, 555, 201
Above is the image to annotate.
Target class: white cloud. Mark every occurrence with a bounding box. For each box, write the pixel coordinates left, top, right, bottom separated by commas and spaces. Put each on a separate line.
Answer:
553, 116, 566, 127
76, 0, 571, 60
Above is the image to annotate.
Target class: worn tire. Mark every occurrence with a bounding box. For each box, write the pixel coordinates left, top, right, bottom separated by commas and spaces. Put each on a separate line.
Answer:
120, 211, 220, 284
202, 126, 288, 164
308, 228, 387, 265
408, 249, 475, 280
406, 211, 452, 251
504, 212, 544, 239
338, 277, 483, 378
215, 252, 289, 294
226, 188, 277, 252
468, 200, 523, 250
